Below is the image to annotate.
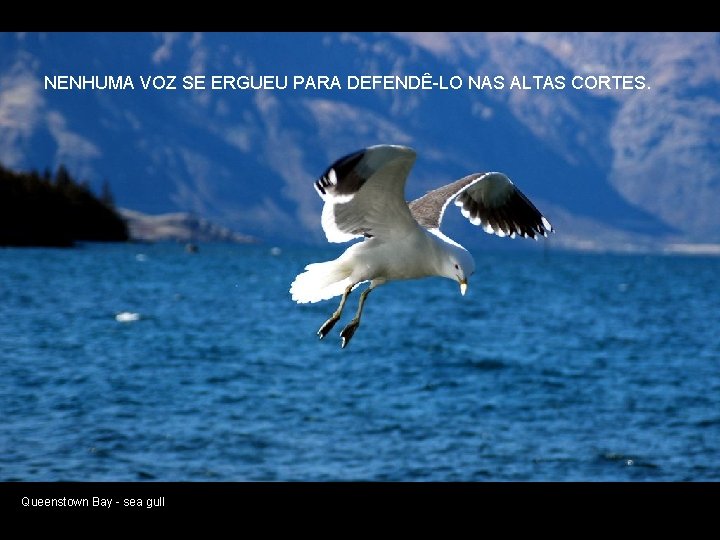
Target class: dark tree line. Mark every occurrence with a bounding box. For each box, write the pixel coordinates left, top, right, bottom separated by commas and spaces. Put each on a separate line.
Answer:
0, 163, 129, 247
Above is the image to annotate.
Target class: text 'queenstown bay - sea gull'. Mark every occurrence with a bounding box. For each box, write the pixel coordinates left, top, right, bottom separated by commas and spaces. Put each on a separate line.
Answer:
289, 145, 554, 348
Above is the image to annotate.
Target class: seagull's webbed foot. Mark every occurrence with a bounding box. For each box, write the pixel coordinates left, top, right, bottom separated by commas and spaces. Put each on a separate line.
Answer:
317, 315, 340, 340
338, 285, 374, 349
317, 283, 355, 341
339, 319, 360, 349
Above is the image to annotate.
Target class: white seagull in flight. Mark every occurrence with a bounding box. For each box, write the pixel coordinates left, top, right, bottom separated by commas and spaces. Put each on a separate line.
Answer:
290, 145, 553, 348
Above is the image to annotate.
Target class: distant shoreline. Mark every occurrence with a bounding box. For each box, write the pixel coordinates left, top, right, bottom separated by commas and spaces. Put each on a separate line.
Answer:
119, 208, 256, 244
1, 162, 257, 248
0, 163, 128, 248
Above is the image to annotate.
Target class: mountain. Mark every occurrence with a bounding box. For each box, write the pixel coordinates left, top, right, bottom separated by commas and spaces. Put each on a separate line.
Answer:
1, 32, 718, 252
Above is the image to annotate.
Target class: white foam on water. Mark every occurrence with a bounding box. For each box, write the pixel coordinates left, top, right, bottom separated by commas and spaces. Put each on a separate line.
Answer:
115, 312, 140, 322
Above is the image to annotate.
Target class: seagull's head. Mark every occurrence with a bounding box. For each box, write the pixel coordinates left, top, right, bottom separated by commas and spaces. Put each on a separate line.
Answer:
443, 247, 475, 296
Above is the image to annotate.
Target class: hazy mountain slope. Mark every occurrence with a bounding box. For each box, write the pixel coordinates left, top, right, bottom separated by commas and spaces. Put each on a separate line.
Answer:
1, 32, 717, 249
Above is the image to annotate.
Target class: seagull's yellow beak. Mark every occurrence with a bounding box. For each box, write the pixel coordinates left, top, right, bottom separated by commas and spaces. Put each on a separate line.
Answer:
459, 278, 468, 296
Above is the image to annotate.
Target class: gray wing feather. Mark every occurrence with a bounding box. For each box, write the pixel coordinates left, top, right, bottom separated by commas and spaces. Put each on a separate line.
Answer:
315, 145, 418, 243
408, 175, 480, 229
409, 172, 553, 239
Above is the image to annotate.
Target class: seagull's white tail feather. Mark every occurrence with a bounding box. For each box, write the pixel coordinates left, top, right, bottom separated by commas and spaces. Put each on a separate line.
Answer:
290, 260, 354, 304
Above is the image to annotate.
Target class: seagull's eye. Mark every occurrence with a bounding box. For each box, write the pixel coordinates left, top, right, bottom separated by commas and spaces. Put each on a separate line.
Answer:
454, 263, 459, 270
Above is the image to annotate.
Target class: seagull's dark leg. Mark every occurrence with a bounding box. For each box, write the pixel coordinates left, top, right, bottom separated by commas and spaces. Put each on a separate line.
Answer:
317, 283, 355, 340
340, 284, 374, 349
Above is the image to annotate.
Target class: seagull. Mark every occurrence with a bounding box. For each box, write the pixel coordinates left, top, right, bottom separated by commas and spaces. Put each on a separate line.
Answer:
289, 145, 553, 348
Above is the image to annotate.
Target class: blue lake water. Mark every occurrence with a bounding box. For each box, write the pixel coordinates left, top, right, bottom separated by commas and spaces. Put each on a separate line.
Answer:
1, 242, 719, 481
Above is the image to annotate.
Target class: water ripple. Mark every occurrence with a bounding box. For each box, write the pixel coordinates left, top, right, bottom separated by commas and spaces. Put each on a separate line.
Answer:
1, 245, 719, 480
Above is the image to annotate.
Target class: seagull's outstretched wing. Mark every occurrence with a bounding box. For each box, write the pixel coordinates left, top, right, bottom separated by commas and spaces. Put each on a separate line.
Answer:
409, 172, 553, 239
315, 145, 418, 243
